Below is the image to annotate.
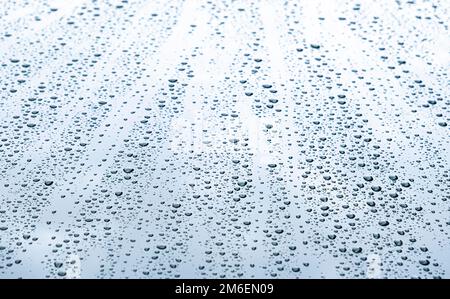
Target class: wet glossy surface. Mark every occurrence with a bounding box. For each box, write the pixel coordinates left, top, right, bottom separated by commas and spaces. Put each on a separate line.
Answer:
0, 0, 449, 278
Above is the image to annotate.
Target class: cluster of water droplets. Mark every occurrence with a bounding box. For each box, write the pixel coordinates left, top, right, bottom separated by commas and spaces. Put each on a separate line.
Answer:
0, 0, 449, 278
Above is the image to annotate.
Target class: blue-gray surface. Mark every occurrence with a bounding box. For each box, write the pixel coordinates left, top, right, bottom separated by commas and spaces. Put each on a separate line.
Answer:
0, 0, 449, 279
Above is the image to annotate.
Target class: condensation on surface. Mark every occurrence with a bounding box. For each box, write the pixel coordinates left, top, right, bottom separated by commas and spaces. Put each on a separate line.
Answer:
0, 0, 449, 278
